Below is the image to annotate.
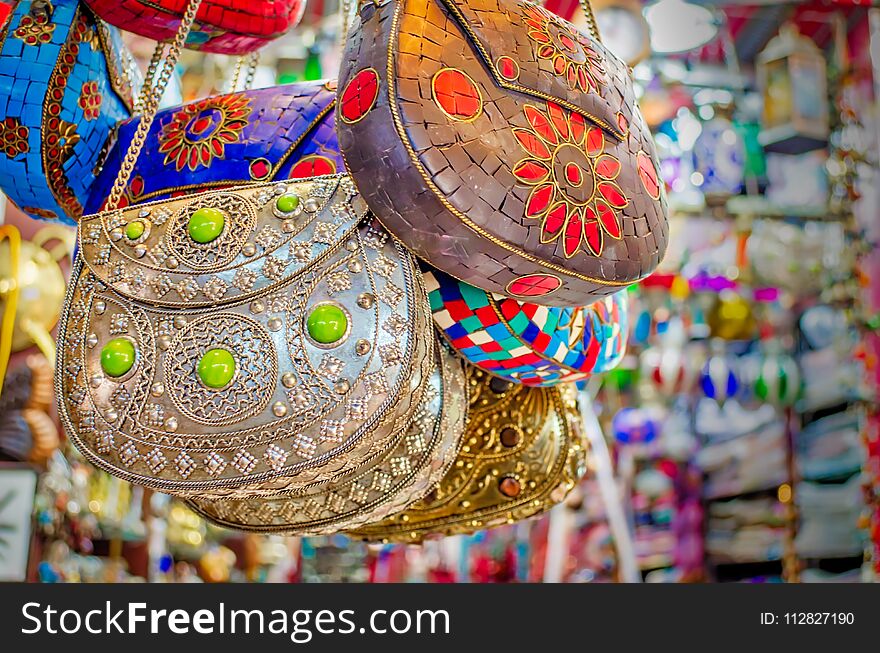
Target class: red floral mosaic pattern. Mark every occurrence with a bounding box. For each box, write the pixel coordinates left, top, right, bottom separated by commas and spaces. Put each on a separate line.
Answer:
288, 155, 337, 179
507, 273, 562, 298
496, 56, 520, 81
637, 151, 661, 200
432, 68, 482, 121
79, 81, 102, 121
514, 102, 628, 258
339, 69, 379, 124
13, 8, 55, 45
0, 117, 29, 158
522, 4, 606, 95
158, 93, 251, 172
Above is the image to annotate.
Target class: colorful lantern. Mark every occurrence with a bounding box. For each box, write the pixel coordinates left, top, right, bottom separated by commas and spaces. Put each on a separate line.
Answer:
757, 23, 829, 154
612, 407, 661, 445
746, 344, 802, 407
640, 319, 701, 396
700, 341, 739, 405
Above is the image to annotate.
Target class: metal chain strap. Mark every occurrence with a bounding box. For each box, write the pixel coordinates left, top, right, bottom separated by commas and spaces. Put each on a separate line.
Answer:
578, 0, 602, 43
243, 51, 259, 90
105, 0, 203, 212
339, 0, 353, 54
230, 51, 260, 93
134, 40, 168, 113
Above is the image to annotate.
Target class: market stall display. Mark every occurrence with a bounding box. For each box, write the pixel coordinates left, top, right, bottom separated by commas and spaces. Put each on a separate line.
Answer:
0, 0, 876, 585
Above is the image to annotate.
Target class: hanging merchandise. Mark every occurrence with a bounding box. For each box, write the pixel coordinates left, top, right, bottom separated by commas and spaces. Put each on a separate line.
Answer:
426, 267, 628, 386
85, 81, 342, 212
187, 347, 468, 533
0, 226, 73, 361
744, 342, 803, 408
691, 104, 746, 204
706, 291, 756, 341
575, 0, 651, 67
747, 219, 849, 297
756, 23, 829, 155
83, 0, 306, 54
58, 177, 435, 497
611, 406, 660, 445
700, 340, 739, 406
0, 0, 139, 224
640, 319, 701, 397
0, 355, 58, 464
337, 0, 668, 306
349, 369, 587, 542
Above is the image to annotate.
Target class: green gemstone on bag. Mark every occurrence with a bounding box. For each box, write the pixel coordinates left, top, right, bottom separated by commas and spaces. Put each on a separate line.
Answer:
125, 220, 145, 240
306, 304, 348, 345
188, 207, 225, 243
100, 338, 136, 378
276, 193, 300, 214
197, 349, 236, 389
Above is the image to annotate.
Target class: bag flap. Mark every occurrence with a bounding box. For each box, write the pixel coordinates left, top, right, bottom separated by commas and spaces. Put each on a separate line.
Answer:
439, 0, 628, 140
78, 174, 368, 308
86, 81, 341, 214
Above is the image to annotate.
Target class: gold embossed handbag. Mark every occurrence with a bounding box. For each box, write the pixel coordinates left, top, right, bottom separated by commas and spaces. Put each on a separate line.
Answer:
348, 368, 588, 542
187, 346, 468, 533
55, 4, 435, 498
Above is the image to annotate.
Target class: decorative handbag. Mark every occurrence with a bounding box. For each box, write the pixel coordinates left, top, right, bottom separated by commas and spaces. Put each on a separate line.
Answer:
58, 177, 435, 496
186, 345, 468, 533
58, 11, 435, 497
337, 0, 668, 306
425, 266, 628, 386
86, 81, 343, 213
0, 0, 138, 224
82, 0, 306, 54
348, 368, 587, 542
86, 84, 632, 389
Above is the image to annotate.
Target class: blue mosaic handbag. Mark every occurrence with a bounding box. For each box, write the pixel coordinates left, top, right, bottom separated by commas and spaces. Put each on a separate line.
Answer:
85, 80, 342, 213
0, 0, 138, 225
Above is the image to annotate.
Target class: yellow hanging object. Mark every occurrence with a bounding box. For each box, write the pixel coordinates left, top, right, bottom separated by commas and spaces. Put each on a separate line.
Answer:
670, 275, 691, 302
0, 225, 72, 365
0, 224, 21, 401
707, 293, 757, 341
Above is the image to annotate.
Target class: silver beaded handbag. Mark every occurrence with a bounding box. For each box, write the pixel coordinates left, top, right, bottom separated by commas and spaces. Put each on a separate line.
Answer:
54, 0, 434, 498
57, 177, 435, 497
187, 345, 468, 533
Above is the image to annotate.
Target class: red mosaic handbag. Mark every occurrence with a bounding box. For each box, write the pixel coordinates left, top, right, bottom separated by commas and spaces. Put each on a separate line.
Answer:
82, 0, 306, 54
337, 0, 668, 307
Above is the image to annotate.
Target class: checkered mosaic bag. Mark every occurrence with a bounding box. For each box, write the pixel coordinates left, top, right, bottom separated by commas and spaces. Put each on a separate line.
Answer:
337, 0, 668, 307
0, 0, 138, 224
425, 266, 628, 387
82, 0, 306, 54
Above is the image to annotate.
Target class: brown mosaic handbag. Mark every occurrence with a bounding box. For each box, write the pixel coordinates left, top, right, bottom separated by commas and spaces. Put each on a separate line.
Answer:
337, 0, 668, 307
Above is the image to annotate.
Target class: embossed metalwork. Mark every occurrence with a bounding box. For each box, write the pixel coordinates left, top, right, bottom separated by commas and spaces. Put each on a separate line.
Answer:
56, 175, 435, 496
188, 346, 468, 533
349, 367, 588, 542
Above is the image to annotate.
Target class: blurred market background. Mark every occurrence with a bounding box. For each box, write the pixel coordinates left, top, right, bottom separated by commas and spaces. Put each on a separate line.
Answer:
1, 0, 879, 583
